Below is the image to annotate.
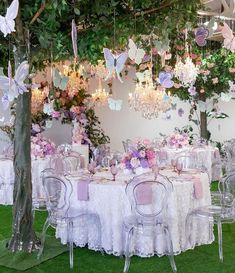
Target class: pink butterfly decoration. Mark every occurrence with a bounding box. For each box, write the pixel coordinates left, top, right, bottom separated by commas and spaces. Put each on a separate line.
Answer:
195, 26, 209, 47
221, 23, 235, 52
103, 48, 128, 83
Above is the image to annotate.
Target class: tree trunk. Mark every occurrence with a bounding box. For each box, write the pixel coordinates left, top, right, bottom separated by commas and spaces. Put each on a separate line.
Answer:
199, 93, 209, 140
8, 9, 38, 252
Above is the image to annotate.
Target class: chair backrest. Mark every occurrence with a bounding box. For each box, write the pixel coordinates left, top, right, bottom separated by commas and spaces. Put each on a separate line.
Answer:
223, 140, 235, 172
49, 154, 66, 175
63, 154, 81, 173
57, 143, 72, 155
92, 144, 110, 166
174, 152, 197, 169
126, 173, 172, 219
42, 174, 72, 225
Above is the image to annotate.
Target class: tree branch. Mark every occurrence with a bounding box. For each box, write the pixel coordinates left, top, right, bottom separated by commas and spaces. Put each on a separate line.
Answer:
135, 1, 175, 17
30, 2, 46, 25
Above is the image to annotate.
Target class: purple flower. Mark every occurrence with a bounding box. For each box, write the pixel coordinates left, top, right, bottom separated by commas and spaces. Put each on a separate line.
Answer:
140, 159, 149, 168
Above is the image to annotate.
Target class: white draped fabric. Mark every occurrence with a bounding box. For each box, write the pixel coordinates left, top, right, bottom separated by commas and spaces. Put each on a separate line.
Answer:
56, 169, 213, 257
0, 157, 50, 205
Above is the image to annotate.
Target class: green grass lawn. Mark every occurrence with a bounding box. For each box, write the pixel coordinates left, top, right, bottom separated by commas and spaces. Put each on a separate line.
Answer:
0, 182, 234, 273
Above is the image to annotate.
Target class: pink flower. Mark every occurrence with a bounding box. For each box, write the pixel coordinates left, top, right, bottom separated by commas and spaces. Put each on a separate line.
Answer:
212, 77, 218, 84
174, 83, 182, 89
229, 68, 235, 73
203, 70, 210, 76
146, 150, 156, 160
139, 150, 146, 158
51, 111, 61, 118
207, 63, 215, 69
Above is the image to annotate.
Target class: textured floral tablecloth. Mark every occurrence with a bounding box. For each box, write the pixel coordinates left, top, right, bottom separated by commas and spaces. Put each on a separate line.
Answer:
0, 157, 50, 205
56, 168, 213, 257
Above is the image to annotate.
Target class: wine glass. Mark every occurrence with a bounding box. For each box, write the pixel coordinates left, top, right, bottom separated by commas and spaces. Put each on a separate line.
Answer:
176, 162, 183, 175
87, 161, 96, 178
110, 165, 118, 181
171, 159, 177, 172
151, 165, 159, 180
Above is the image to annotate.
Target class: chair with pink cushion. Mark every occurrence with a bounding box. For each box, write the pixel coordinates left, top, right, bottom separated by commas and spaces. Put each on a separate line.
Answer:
123, 173, 177, 273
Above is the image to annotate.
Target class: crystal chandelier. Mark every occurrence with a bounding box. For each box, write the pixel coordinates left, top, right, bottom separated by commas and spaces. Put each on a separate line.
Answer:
128, 76, 171, 119
91, 78, 109, 106
174, 57, 198, 87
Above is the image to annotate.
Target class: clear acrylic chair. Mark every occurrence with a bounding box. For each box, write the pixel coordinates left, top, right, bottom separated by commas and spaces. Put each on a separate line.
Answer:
123, 173, 177, 273
223, 140, 235, 172
0, 157, 14, 204
57, 143, 72, 155
38, 174, 102, 268
185, 171, 235, 262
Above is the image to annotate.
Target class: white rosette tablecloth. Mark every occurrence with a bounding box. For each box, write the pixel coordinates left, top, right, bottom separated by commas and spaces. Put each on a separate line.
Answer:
56, 168, 213, 257
0, 157, 50, 205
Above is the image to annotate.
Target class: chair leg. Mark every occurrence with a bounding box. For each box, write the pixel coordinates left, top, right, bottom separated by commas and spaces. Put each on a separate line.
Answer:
184, 213, 193, 249
68, 221, 74, 269
164, 226, 177, 273
37, 217, 50, 259
123, 227, 134, 273
217, 219, 223, 262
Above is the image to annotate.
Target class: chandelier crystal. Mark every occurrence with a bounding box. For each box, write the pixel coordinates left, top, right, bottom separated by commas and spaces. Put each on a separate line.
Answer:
174, 57, 198, 87
91, 78, 109, 106
128, 76, 171, 119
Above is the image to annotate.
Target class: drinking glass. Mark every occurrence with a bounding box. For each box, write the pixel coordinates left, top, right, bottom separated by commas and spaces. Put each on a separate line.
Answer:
176, 162, 183, 175
171, 159, 177, 172
110, 165, 118, 181
152, 165, 159, 180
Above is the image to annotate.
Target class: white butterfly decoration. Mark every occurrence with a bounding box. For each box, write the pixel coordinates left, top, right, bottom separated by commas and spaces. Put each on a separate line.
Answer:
0, 0, 19, 37
198, 100, 213, 112
221, 22, 235, 52
0, 61, 29, 108
53, 69, 69, 90
220, 92, 232, 102
71, 19, 78, 60
135, 69, 151, 83
0, 117, 5, 123
128, 39, 145, 65
228, 80, 235, 93
43, 101, 54, 115
103, 48, 128, 83
108, 98, 123, 111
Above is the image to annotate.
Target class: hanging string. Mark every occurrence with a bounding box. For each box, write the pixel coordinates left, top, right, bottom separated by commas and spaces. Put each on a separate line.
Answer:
113, 8, 116, 49
134, 0, 136, 37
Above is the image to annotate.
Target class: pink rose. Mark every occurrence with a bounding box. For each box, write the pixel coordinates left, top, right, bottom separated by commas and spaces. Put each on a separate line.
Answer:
51, 111, 61, 118
212, 77, 218, 84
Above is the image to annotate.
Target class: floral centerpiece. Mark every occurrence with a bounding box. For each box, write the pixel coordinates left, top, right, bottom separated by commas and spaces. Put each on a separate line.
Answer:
121, 138, 156, 173
167, 132, 189, 148
31, 134, 56, 159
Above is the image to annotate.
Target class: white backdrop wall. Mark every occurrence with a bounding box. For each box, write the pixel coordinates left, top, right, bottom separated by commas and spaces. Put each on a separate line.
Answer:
1, 67, 235, 152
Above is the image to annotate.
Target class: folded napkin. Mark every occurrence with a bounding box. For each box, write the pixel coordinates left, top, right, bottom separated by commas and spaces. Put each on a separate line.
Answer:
135, 183, 153, 205
192, 176, 203, 199
159, 150, 168, 161
77, 178, 90, 201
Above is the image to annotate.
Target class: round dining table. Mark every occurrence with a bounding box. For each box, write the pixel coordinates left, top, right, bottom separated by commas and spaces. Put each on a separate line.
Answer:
56, 167, 213, 257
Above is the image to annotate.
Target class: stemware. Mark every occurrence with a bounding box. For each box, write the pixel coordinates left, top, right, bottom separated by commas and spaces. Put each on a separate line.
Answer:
171, 159, 177, 172
110, 165, 118, 181
152, 165, 159, 180
176, 162, 183, 175
87, 161, 96, 178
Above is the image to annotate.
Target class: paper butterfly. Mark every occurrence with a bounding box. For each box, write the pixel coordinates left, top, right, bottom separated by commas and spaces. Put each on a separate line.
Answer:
178, 108, 184, 117
206, 18, 216, 38
0, 116, 5, 122
195, 26, 209, 47
108, 98, 122, 111
162, 111, 171, 120
154, 39, 170, 54
103, 48, 128, 83
1, 94, 10, 110
43, 101, 54, 115
158, 71, 174, 88
128, 39, 145, 65
221, 22, 235, 52
0, 61, 29, 107
136, 70, 151, 83
171, 103, 177, 110
53, 69, 69, 90
198, 100, 213, 112
71, 19, 78, 60
228, 80, 235, 92
163, 93, 171, 102
220, 92, 232, 102
0, 0, 19, 37
188, 86, 197, 96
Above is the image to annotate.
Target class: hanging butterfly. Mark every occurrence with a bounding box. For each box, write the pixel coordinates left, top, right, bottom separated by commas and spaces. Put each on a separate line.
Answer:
171, 103, 177, 110
108, 98, 122, 111
135, 70, 151, 83
188, 86, 197, 96
228, 80, 235, 92
195, 26, 209, 47
158, 71, 174, 88
0, 0, 19, 37
206, 18, 216, 38
198, 100, 213, 112
221, 22, 235, 52
162, 111, 171, 120
220, 92, 232, 102
103, 48, 128, 83
0, 61, 29, 108
53, 69, 69, 90
43, 101, 54, 115
178, 108, 184, 117
128, 39, 145, 65
71, 19, 78, 60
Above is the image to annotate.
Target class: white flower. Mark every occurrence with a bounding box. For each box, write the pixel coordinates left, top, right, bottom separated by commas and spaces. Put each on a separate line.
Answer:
130, 157, 140, 169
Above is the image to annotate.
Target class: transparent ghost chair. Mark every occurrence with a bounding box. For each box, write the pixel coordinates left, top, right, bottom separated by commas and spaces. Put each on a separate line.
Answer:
38, 174, 102, 268
223, 139, 235, 172
92, 144, 110, 166
57, 143, 72, 155
123, 173, 177, 273
185, 171, 235, 262
0, 157, 14, 205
